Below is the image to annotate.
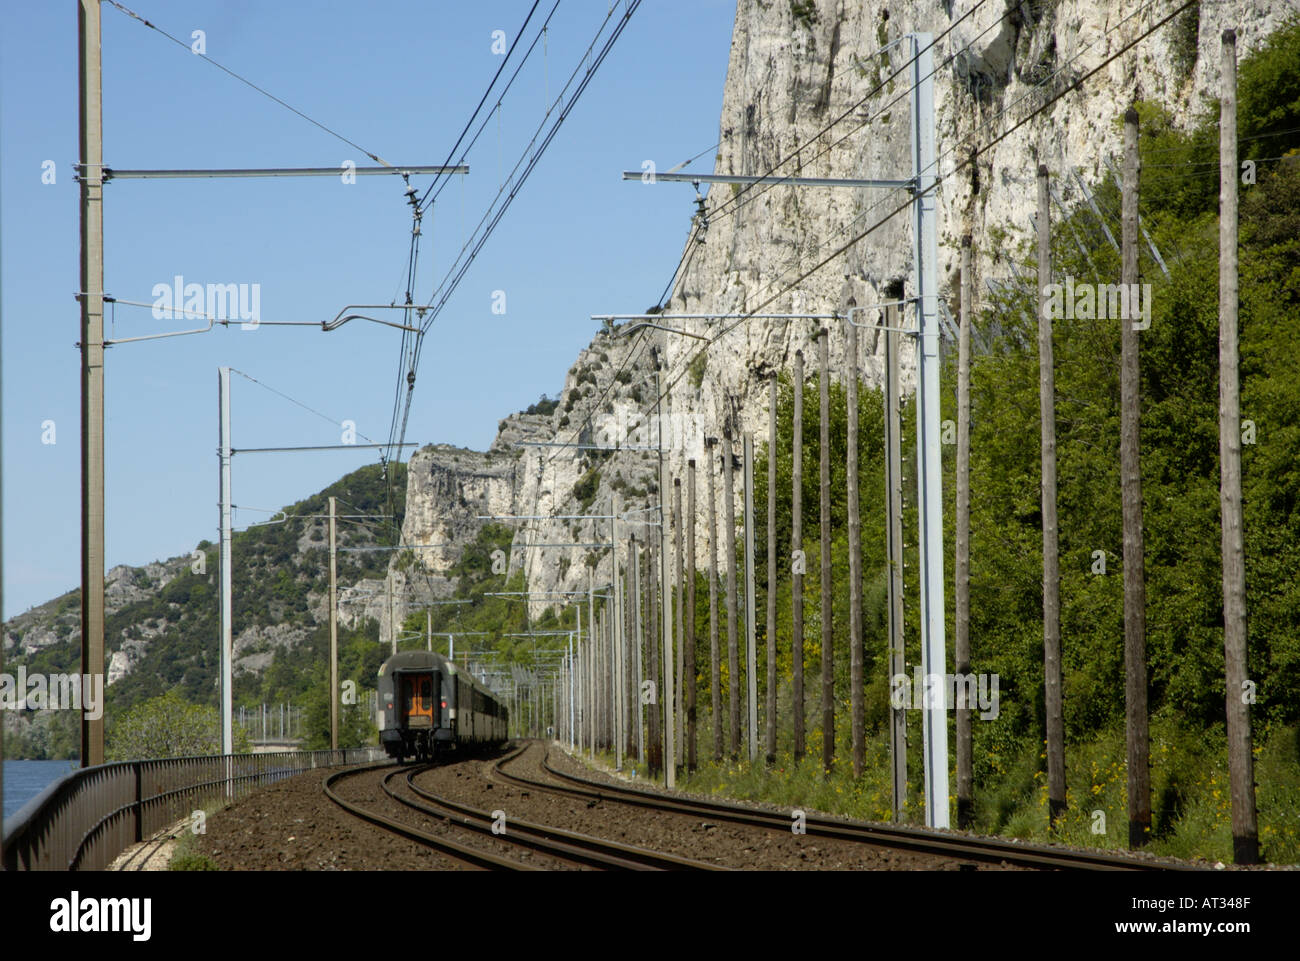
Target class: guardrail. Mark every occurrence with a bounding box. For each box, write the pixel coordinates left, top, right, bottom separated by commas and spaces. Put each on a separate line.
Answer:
2, 747, 386, 871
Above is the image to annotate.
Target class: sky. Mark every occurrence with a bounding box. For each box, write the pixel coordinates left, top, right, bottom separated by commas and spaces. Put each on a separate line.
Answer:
1, 0, 739, 620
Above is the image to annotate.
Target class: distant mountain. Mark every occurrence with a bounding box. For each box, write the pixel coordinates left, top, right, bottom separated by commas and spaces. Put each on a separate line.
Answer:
2, 462, 405, 758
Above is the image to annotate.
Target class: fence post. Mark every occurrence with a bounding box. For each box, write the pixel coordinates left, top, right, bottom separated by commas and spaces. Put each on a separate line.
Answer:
133, 762, 143, 843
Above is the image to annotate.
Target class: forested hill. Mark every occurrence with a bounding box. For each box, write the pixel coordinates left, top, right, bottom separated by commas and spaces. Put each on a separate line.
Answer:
2, 462, 404, 759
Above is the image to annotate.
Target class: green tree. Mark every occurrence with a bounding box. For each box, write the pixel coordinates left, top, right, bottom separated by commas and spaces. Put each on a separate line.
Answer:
107, 691, 251, 759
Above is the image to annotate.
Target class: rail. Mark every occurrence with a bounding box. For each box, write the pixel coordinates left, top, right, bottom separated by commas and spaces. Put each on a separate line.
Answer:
2, 746, 386, 871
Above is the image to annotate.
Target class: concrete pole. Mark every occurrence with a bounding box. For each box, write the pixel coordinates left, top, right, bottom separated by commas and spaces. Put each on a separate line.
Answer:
707, 438, 722, 762
660, 460, 676, 787
723, 424, 740, 757
329, 496, 339, 751
632, 536, 644, 762
388, 574, 396, 656
674, 479, 685, 763
613, 492, 623, 769
766, 375, 778, 764
956, 237, 974, 828
847, 320, 865, 779
686, 459, 698, 771
792, 351, 805, 763
884, 307, 907, 817
219, 368, 233, 756
647, 536, 661, 774
743, 433, 758, 762
588, 570, 596, 758
1218, 29, 1259, 865
78, 0, 106, 768
575, 603, 583, 751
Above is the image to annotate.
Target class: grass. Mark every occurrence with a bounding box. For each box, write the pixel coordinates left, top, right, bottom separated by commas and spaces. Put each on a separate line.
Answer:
168, 830, 220, 871
570, 709, 1300, 864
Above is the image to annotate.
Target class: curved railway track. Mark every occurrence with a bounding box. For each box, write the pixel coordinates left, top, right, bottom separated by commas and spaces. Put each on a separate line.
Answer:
323, 749, 724, 871
324, 761, 532, 870
493, 742, 1197, 872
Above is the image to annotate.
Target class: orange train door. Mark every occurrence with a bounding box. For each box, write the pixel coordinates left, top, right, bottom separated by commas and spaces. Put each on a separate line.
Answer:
402, 674, 435, 729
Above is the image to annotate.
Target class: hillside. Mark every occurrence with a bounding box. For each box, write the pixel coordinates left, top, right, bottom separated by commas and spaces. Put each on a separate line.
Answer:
1, 462, 405, 757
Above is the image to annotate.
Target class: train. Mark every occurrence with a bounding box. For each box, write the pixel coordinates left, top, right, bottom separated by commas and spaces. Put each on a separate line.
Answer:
377, 650, 509, 762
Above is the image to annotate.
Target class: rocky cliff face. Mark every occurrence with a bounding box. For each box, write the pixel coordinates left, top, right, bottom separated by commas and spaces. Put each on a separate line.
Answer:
394, 0, 1291, 615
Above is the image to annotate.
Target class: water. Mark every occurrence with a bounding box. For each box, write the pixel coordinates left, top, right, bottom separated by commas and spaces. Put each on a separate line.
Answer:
3, 760, 78, 822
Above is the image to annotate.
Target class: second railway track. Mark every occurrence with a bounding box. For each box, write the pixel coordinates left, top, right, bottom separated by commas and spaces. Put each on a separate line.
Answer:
493, 741, 1195, 871
324, 748, 724, 870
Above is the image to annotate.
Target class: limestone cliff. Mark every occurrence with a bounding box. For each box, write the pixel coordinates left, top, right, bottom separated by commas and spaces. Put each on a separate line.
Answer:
393, 0, 1291, 618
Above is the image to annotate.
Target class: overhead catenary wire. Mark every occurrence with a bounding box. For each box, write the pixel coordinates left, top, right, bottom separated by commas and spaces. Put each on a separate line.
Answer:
539, 4, 1014, 467
416, 0, 554, 211
104, 0, 391, 166
229, 368, 380, 446
382, 2, 643, 493
554, 0, 1203, 512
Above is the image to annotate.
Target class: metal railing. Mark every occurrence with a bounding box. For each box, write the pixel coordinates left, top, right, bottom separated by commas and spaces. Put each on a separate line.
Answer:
2, 746, 386, 871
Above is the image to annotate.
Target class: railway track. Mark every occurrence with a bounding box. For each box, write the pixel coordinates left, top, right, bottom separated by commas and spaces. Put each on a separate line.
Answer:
324, 761, 531, 870
493, 742, 1196, 872
323, 750, 723, 870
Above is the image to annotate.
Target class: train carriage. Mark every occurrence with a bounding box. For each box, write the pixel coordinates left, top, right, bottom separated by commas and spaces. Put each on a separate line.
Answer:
377, 650, 509, 761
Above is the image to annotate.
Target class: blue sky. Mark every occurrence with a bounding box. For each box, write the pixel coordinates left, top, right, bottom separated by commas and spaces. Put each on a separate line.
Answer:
1, 0, 739, 619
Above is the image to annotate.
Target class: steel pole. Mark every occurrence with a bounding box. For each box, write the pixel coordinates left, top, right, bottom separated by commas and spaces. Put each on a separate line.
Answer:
219, 368, 233, 756
329, 496, 338, 750
911, 32, 949, 829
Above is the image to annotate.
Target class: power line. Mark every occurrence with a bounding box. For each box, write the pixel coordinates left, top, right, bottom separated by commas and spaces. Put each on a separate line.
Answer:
381, 1, 644, 496
555, 0, 1202, 511
229, 368, 380, 446
418, 1, 561, 213
104, 0, 391, 166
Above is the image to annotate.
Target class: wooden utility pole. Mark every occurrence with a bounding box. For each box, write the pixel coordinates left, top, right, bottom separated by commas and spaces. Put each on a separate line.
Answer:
329, 497, 339, 750
687, 459, 699, 771
819, 327, 834, 774
1121, 107, 1152, 848
847, 320, 865, 779
1037, 164, 1066, 827
674, 478, 685, 762
706, 437, 722, 761
1218, 29, 1259, 865
884, 305, 907, 818
723, 422, 741, 757
78, 0, 106, 767
766, 374, 779, 763
792, 351, 806, 763
955, 237, 974, 828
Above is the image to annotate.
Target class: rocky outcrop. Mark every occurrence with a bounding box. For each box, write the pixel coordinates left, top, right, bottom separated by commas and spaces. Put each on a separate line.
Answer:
396, 0, 1294, 617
